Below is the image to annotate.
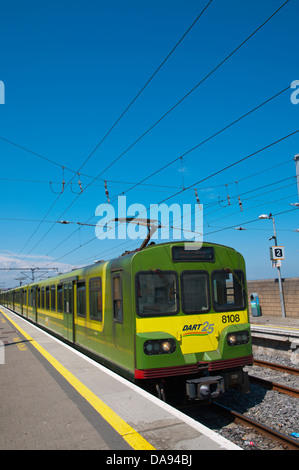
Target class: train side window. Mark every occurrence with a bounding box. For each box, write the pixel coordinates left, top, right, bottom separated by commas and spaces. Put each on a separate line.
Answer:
46, 286, 50, 310
181, 271, 210, 314
51, 285, 56, 311
31, 289, 35, 307
212, 270, 246, 311
57, 284, 63, 312
89, 277, 102, 321
77, 281, 86, 317
37, 287, 41, 308
41, 287, 45, 309
113, 275, 123, 322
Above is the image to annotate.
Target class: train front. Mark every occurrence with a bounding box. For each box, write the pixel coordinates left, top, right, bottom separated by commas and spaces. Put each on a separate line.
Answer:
133, 242, 253, 401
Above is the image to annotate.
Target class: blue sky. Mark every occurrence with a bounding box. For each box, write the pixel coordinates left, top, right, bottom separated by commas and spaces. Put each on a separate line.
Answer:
0, 0, 298, 288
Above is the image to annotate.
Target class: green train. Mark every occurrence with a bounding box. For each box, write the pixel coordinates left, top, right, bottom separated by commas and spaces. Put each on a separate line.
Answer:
0, 241, 253, 401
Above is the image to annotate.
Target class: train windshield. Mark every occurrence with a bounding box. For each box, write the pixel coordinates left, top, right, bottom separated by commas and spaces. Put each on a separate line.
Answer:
181, 271, 210, 314
212, 270, 246, 311
136, 271, 178, 316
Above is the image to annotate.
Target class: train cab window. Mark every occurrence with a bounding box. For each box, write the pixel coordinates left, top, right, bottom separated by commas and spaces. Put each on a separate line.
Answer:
212, 270, 246, 311
112, 275, 123, 322
46, 286, 50, 310
181, 271, 210, 314
51, 285, 56, 311
57, 284, 63, 312
77, 281, 86, 317
136, 271, 178, 317
89, 277, 102, 321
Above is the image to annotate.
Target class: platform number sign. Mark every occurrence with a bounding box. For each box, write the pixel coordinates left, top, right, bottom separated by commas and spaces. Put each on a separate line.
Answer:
270, 246, 285, 261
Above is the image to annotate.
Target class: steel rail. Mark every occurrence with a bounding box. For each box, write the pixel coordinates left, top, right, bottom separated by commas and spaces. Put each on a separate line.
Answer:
253, 359, 299, 376
249, 375, 299, 398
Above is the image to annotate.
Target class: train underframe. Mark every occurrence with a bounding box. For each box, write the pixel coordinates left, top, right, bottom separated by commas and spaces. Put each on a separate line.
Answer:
138, 359, 252, 403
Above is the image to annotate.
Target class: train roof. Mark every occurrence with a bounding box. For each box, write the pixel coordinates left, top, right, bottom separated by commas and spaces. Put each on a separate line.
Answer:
4, 241, 244, 292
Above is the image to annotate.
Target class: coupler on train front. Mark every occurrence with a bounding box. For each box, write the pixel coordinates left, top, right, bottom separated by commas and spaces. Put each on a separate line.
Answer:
186, 368, 250, 400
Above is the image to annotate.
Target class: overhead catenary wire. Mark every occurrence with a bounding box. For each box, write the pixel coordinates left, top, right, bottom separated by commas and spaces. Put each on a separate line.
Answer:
2, 3, 297, 287
73, 0, 214, 176
10, 0, 293, 266
105, 85, 291, 201
150, 129, 299, 208
39, 128, 299, 268
21, 0, 292, 263
1, 175, 296, 226
15, 2, 213, 259
0, 153, 293, 193
29, 84, 293, 266
207, 186, 298, 225
83, 1, 291, 193
204, 207, 299, 237
0, 3, 213, 179
49, 202, 299, 269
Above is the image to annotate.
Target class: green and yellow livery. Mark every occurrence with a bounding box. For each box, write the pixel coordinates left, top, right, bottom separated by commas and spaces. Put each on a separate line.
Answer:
1, 241, 253, 401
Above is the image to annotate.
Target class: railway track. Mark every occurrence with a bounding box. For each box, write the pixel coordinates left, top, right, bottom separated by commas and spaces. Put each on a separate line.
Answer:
250, 359, 299, 397
249, 374, 299, 398
211, 402, 299, 450
177, 360, 299, 450
253, 358, 299, 376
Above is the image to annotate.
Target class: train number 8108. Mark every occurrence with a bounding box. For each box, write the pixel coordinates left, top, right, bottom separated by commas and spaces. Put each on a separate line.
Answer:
222, 314, 240, 323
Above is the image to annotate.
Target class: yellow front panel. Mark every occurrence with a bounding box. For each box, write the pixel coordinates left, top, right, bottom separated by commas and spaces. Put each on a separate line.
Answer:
136, 310, 248, 354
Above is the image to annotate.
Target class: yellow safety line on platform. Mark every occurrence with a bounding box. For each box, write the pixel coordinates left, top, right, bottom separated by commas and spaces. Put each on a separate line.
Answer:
252, 323, 299, 331
0, 309, 155, 451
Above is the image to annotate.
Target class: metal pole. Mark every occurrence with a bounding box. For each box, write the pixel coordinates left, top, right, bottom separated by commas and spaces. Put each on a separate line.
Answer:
277, 265, 286, 318
295, 154, 299, 199
272, 217, 286, 318
272, 217, 277, 245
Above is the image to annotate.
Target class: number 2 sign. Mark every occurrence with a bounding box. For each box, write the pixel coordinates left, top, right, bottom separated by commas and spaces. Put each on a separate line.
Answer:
270, 246, 285, 260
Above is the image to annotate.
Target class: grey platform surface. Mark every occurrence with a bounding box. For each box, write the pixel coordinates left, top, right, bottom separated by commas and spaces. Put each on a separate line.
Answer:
0, 306, 240, 451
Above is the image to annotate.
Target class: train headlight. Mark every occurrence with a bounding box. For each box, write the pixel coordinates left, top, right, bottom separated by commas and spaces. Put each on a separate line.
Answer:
227, 330, 249, 346
144, 339, 176, 355
161, 340, 172, 352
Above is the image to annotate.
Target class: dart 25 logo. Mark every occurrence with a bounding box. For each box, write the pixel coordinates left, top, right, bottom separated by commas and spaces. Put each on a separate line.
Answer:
182, 321, 214, 337
290, 80, 299, 105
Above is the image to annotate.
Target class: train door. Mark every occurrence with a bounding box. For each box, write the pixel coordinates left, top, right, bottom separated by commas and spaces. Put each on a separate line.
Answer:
111, 269, 135, 372
63, 282, 74, 342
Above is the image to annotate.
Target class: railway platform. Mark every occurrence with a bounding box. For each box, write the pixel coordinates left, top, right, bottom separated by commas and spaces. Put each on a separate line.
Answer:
250, 314, 299, 329
249, 314, 299, 362
0, 306, 239, 451
249, 314, 299, 340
